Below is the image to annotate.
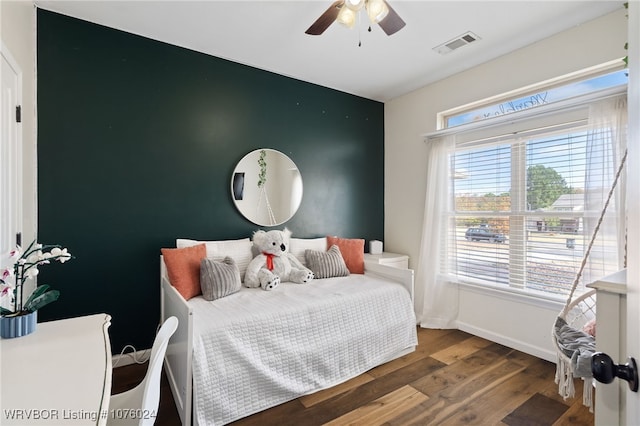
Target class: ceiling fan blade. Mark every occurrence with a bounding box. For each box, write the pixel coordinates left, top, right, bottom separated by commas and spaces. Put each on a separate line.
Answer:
378, 1, 406, 36
305, 1, 344, 35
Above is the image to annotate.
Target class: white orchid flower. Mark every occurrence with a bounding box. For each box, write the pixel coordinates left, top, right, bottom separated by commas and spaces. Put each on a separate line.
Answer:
2, 268, 13, 280
9, 247, 22, 259
39, 252, 52, 265
51, 247, 71, 263
27, 252, 40, 264
25, 267, 39, 278
0, 282, 14, 296
0, 282, 15, 312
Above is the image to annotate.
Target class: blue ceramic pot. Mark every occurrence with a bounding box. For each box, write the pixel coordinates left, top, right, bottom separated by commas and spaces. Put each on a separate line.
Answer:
0, 310, 37, 338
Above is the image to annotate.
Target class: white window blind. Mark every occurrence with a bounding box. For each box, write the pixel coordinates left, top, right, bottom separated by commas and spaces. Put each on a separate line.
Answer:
444, 97, 625, 297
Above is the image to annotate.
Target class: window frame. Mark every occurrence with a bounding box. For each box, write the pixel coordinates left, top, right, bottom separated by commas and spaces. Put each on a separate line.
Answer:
426, 84, 627, 302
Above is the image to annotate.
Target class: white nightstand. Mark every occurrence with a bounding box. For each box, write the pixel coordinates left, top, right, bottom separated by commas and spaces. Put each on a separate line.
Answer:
364, 252, 409, 269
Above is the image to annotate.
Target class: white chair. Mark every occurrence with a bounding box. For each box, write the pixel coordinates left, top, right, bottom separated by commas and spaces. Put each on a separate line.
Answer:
108, 316, 178, 426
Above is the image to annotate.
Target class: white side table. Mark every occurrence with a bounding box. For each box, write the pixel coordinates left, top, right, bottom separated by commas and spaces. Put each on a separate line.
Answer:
364, 252, 409, 269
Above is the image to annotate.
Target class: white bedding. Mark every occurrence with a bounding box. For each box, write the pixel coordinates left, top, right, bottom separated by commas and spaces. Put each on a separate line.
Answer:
189, 274, 417, 425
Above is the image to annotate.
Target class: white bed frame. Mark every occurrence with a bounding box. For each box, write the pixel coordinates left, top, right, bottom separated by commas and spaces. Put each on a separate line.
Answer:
159, 256, 415, 426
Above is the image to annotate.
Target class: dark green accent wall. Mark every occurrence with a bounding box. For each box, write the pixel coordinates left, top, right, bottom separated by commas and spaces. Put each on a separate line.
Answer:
37, 9, 384, 353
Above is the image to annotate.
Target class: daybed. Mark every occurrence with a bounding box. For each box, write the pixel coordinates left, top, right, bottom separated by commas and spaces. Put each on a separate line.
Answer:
160, 237, 418, 426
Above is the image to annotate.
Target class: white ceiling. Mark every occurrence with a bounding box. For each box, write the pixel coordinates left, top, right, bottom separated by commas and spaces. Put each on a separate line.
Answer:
34, 0, 623, 102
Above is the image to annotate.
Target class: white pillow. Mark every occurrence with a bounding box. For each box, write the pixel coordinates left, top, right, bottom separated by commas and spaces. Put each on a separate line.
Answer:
289, 237, 327, 267
176, 238, 253, 282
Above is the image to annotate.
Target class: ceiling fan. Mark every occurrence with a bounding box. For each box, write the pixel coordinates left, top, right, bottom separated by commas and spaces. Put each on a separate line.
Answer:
305, 0, 406, 36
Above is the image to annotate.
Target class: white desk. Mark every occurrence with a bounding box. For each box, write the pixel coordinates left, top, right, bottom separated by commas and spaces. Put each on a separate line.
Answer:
0, 314, 112, 425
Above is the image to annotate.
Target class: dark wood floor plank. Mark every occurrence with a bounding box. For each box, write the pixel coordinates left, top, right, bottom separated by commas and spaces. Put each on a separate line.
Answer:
521, 357, 595, 425
430, 335, 494, 365
410, 345, 520, 397
502, 393, 569, 426
229, 398, 307, 426
438, 359, 567, 425
324, 385, 429, 426
392, 359, 526, 424
505, 346, 547, 368
368, 328, 472, 378
553, 397, 594, 426
299, 372, 376, 408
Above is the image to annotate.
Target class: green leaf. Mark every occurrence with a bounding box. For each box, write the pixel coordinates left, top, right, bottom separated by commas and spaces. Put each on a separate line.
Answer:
23, 285, 51, 308
24, 289, 60, 312
0, 307, 14, 316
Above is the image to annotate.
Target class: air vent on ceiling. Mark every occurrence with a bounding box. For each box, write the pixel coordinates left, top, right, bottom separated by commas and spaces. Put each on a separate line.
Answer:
433, 31, 480, 55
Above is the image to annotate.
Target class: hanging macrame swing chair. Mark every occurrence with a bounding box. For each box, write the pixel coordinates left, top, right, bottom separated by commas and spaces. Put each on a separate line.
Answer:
552, 149, 628, 412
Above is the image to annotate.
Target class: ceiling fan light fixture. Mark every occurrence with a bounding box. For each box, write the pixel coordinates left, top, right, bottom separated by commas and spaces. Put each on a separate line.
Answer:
366, 0, 389, 24
337, 6, 357, 28
345, 0, 365, 11
305, 0, 404, 36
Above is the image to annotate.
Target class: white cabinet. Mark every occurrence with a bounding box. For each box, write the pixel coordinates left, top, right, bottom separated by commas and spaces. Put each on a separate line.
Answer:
364, 252, 409, 269
587, 269, 627, 426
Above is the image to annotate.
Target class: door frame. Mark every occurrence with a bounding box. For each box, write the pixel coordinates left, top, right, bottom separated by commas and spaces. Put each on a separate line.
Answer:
625, 1, 639, 423
0, 41, 23, 257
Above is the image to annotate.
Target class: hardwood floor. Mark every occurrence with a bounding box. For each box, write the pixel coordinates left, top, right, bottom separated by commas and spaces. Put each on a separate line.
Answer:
111, 327, 593, 425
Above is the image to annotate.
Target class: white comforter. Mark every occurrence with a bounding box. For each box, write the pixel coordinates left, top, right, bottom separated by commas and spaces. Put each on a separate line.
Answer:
189, 273, 418, 425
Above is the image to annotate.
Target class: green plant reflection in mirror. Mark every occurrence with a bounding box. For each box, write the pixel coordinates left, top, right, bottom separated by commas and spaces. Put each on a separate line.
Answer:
231, 149, 303, 226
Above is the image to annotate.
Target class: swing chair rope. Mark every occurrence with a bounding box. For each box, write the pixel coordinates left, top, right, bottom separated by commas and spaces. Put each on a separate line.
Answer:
562, 148, 628, 315
553, 148, 626, 411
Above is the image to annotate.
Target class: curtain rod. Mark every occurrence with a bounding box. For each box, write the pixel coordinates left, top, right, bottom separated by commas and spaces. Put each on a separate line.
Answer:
423, 86, 627, 142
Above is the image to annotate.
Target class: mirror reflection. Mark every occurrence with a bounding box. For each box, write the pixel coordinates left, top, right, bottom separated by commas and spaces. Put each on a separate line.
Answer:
231, 149, 303, 226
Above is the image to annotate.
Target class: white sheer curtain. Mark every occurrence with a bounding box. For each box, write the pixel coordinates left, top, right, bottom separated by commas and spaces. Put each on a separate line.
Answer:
416, 135, 458, 328
583, 95, 628, 283
416, 94, 627, 328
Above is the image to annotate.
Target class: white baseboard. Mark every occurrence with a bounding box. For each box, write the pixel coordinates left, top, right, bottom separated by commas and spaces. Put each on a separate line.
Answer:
457, 321, 557, 363
112, 348, 151, 368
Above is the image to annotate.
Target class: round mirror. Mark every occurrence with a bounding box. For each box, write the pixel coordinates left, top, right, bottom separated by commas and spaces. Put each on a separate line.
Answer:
231, 149, 303, 226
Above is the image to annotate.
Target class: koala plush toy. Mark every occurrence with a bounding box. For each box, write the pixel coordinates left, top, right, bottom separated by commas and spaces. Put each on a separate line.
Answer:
244, 228, 314, 291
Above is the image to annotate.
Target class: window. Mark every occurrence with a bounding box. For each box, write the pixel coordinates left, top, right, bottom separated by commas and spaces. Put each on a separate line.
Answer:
443, 96, 626, 298
441, 66, 628, 129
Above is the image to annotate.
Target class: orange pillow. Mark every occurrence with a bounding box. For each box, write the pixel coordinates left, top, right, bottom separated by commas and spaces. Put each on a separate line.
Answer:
161, 244, 206, 300
326, 236, 365, 274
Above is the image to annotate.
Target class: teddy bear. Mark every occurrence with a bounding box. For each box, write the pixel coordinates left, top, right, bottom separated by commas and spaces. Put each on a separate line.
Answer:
244, 228, 314, 290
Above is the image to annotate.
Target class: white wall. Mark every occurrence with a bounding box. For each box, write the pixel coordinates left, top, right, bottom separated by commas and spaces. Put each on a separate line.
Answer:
385, 8, 628, 361
1, 1, 37, 247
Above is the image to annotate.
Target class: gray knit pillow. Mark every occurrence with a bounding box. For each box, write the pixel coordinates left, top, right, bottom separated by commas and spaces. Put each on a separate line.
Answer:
305, 245, 350, 279
200, 257, 241, 301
